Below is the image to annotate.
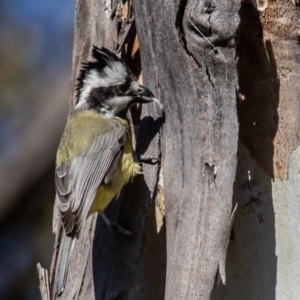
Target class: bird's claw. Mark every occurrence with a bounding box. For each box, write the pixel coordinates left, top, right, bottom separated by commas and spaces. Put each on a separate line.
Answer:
99, 211, 132, 235
137, 154, 159, 165
111, 223, 132, 235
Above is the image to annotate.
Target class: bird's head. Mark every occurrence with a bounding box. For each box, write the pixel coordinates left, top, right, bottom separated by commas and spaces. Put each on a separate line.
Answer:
74, 46, 156, 117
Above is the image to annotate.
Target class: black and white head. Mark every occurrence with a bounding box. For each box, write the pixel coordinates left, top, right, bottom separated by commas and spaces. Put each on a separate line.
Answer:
74, 46, 156, 117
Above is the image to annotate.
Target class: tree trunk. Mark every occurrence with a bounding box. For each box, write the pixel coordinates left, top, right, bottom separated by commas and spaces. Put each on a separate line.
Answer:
133, 0, 240, 299
38, 1, 300, 300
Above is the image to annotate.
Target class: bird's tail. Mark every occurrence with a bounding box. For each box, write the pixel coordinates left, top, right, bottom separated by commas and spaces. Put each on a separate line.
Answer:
51, 229, 75, 299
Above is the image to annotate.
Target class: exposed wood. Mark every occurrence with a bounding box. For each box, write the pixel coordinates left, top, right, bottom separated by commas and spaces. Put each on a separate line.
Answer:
212, 1, 300, 299
133, 0, 240, 299
237, 0, 300, 180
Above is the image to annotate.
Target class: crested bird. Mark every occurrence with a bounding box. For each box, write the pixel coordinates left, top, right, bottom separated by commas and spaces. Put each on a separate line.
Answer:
52, 46, 161, 297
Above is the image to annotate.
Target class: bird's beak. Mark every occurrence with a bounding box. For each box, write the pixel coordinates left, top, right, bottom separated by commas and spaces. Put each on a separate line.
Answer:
131, 84, 164, 117
132, 84, 155, 103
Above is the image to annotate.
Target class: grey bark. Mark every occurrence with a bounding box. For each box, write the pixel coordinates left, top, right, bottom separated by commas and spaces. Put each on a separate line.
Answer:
38, 0, 241, 299
132, 0, 240, 298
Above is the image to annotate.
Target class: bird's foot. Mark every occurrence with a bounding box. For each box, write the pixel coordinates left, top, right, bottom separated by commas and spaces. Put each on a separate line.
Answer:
110, 223, 132, 235
137, 153, 159, 165
99, 211, 132, 235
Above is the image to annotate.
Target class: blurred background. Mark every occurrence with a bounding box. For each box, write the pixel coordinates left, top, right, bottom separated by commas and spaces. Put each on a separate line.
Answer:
0, 1, 74, 299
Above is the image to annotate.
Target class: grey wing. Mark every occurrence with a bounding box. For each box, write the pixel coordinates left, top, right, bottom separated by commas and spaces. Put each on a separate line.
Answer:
55, 125, 127, 237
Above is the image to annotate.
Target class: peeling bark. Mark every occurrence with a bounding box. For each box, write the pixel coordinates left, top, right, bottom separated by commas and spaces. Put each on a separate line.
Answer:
37, 263, 50, 300
212, 1, 300, 299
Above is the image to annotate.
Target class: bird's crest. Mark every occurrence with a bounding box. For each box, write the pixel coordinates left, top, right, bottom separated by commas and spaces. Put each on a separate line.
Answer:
75, 46, 129, 106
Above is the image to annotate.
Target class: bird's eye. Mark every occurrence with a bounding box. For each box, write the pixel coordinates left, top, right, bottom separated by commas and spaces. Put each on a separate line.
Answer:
117, 84, 127, 94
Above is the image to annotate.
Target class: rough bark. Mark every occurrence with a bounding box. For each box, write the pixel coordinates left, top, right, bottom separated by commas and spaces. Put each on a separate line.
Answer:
39, 0, 241, 299
133, 0, 240, 299
212, 1, 300, 300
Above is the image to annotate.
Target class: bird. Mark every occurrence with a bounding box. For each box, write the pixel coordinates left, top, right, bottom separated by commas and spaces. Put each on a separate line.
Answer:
51, 46, 161, 297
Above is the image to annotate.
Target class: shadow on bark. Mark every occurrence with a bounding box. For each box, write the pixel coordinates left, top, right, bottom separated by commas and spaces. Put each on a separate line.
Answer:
92, 114, 165, 300
136, 116, 164, 155
212, 2, 278, 299
237, 5, 279, 179
92, 175, 151, 300
132, 199, 166, 300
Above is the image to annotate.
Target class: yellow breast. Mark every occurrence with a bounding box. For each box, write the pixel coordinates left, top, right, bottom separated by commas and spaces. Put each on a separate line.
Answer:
87, 135, 141, 216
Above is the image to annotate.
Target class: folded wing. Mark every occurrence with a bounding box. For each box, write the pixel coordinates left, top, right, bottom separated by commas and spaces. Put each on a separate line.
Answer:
55, 124, 127, 237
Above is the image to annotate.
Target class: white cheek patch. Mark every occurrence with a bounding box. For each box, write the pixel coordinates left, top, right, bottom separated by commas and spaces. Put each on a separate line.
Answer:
104, 96, 131, 116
